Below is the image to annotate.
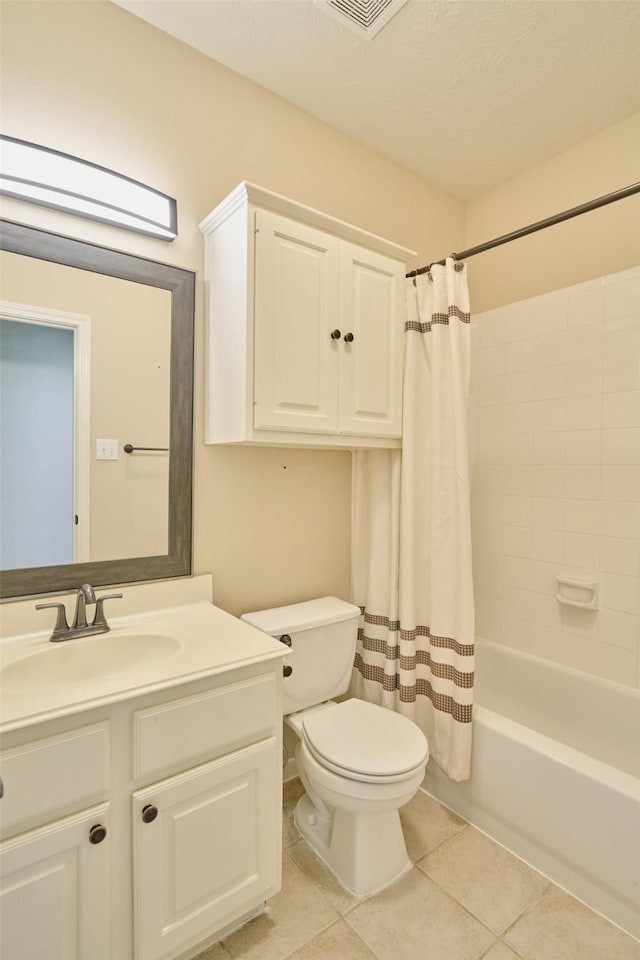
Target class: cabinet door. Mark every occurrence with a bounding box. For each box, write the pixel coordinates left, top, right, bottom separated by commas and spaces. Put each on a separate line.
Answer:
0, 803, 110, 960
254, 209, 340, 433
338, 243, 404, 437
133, 738, 280, 960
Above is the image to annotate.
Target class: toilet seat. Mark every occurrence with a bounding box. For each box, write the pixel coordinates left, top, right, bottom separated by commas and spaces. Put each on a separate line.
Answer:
301, 699, 428, 785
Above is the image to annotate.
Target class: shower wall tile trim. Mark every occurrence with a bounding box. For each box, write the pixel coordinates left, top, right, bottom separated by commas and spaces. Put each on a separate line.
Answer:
471, 266, 640, 689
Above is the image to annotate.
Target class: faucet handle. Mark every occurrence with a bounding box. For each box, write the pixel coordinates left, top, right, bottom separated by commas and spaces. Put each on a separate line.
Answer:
35, 602, 70, 641
92, 593, 123, 628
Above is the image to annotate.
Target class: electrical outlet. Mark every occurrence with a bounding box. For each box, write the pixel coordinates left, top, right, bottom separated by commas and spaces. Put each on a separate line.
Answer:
96, 439, 119, 460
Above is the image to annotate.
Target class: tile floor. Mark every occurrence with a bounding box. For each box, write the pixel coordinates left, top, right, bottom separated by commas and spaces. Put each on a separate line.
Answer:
199, 780, 639, 960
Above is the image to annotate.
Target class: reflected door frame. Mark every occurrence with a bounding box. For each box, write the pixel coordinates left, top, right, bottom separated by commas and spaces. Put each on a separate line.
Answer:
0, 300, 91, 563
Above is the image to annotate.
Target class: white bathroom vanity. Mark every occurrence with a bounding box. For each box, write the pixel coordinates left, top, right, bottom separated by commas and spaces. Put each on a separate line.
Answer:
0, 576, 285, 960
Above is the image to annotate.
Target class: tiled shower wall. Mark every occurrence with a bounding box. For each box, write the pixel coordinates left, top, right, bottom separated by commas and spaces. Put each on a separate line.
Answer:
470, 266, 640, 689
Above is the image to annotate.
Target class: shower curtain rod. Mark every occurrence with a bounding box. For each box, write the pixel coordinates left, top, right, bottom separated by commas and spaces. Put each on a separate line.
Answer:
406, 181, 640, 279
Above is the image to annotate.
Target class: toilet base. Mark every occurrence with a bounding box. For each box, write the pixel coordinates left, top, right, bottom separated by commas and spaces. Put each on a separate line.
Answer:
294, 793, 412, 897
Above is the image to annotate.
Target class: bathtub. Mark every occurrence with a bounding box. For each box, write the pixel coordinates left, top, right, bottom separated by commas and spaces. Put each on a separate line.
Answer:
423, 637, 640, 939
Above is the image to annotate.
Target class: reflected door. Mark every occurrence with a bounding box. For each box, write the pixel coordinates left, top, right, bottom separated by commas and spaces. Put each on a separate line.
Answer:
0, 317, 74, 568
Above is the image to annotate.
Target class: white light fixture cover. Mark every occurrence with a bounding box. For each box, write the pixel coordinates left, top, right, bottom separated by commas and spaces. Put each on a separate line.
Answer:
0, 136, 177, 240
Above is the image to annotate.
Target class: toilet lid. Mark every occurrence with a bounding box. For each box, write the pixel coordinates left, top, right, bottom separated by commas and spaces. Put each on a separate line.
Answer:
301, 699, 428, 780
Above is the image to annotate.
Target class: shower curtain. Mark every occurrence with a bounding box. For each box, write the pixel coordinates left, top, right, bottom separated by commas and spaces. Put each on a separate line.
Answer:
351, 259, 474, 781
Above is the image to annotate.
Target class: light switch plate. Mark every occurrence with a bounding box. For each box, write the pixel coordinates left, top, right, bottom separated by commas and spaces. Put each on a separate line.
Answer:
96, 439, 119, 460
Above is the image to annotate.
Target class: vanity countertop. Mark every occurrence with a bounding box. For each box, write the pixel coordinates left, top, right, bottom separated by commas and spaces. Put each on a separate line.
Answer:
0, 598, 285, 734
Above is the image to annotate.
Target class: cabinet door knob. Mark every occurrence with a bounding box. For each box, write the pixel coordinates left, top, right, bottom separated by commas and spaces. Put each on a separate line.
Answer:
330, 329, 341, 340
142, 804, 158, 824
89, 823, 107, 844
283, 664, 293, 678
344, 332, 354, 343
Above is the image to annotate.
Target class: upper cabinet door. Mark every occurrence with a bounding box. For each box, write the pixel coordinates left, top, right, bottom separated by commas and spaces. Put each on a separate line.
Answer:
338, 243, 404, 438
253, 210, 340, 433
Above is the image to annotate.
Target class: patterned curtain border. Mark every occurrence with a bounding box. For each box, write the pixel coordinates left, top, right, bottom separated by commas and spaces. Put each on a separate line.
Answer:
361, 611, 474, 658
405, 304, 471, 333
353, 653, 473, 723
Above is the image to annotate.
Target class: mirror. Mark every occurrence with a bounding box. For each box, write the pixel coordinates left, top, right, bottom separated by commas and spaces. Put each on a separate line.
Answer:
0, 219, 195, 599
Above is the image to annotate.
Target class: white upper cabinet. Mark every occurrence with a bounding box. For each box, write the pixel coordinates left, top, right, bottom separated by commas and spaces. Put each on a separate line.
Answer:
200, 183, 415, 448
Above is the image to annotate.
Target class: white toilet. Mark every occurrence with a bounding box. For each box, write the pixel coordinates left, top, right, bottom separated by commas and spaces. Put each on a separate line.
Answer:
241, 596, 429, 897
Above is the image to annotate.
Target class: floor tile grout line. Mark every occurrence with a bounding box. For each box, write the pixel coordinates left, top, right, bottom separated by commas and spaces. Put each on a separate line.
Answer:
335, 918, 383, 960
497, 883, 556, 945
277, 916, 347, 960
285, 837, 376, 917
476, 937, 527, 960
407, 785, 469, 853
410, 862, 502, 943
277, 847, 345, 956
475, 940, 503, 960
281, 844, 344, 912
413, 851, 553, 941
339, 868, 500, 960
404, 815, 470, 864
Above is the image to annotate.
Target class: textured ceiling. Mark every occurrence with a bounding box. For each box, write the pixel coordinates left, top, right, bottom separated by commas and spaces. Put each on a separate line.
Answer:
113, 0, 640, 199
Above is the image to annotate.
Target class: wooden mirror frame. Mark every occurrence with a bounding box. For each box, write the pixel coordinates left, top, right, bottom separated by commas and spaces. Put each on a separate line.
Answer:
0, 219, 195, 599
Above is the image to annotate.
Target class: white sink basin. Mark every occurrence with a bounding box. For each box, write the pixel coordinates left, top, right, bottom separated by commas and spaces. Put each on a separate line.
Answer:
1, 630, 181, 690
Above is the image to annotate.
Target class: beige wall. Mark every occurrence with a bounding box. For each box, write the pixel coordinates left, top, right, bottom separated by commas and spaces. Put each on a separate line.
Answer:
466, 113, 640, 313
0, 1, 465, 615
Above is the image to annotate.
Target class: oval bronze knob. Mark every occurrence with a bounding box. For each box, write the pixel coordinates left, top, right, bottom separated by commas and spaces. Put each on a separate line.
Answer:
89, 823, 107, 844
283, 664, 293, 678
142, 804, 158, 824
330, 329, 341, 340
344, 332, 354, 343
279, 634, 292, 647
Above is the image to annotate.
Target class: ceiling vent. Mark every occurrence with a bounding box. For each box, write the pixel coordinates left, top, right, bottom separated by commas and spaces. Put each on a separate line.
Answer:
315, 0, 408, 38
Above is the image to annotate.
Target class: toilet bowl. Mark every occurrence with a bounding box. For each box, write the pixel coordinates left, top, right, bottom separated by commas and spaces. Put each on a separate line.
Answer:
241, 597, 430, 897
286, 698, 428, 896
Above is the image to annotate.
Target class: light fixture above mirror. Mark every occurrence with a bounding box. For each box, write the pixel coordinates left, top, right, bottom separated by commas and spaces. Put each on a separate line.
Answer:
0, 136, 177, 240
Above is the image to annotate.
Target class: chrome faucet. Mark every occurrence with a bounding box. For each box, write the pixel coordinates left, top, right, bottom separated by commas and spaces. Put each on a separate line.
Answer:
73, 582, 96, 629
36, 583, 123, 642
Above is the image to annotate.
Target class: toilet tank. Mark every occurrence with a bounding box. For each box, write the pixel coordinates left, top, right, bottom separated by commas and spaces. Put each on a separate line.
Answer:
241, 597, 360, 715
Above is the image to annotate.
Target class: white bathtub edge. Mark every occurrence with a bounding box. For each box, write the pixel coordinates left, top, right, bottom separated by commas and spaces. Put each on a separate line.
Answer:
422, 707, 640, 941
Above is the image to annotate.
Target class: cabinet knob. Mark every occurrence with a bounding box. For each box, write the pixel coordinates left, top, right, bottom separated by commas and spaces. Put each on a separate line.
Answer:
330, 329, 341, 340
279, 634, 292, 647
142, 804, 158, 824
344, 332, 354, 343
283, 664, 293, 678
89, 823, 107, 844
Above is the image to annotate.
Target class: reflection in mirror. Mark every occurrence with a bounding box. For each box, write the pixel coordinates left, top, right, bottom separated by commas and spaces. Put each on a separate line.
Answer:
1, 255, 172, 566
0, 220, 195, 599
